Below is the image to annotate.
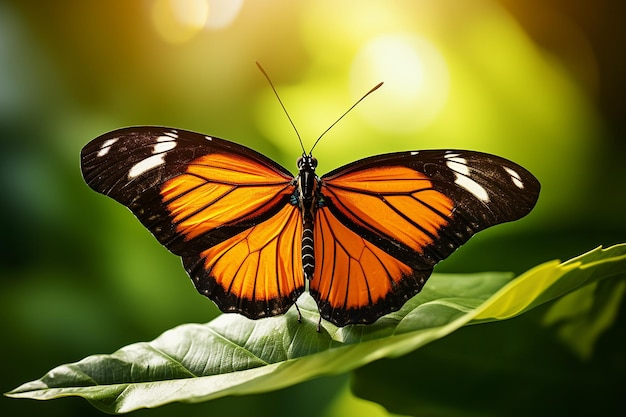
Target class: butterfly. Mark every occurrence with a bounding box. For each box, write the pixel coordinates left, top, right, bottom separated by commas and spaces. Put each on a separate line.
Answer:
80, 124, 540, 327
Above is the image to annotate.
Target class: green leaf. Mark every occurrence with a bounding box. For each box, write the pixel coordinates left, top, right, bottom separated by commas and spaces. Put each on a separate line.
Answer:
351, 274, 626, 417
6, 244, 626, 414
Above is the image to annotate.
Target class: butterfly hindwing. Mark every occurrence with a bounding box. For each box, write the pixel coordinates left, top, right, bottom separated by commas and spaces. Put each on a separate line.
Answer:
311, 206, 433, 325
310, 150, 540, 326
183, 203, 304, 319
81, 126, 305, 318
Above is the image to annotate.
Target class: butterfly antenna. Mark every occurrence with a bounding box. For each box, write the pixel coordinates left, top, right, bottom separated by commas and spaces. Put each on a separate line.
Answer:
308, 81, 383, 155
256, 61, 306, 155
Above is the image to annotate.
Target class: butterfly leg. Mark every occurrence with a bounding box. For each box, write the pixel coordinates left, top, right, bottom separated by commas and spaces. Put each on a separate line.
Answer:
294, 302, 302, 323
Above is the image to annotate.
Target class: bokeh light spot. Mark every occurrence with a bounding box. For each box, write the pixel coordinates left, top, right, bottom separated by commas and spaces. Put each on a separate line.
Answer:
204, 0, 244, 29
350, 34, 450, 133
151, 0, 209, 44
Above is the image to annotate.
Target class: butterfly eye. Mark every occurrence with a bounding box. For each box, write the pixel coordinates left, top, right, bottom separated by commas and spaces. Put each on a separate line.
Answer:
297, 155, 317, 170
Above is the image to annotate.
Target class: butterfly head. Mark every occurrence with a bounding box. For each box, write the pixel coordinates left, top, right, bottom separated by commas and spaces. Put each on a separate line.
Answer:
297, 154, 318, 173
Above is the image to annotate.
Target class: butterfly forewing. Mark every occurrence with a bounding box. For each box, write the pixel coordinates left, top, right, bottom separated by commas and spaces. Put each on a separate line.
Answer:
81, 127, 305, 318
81, 127, 295, 254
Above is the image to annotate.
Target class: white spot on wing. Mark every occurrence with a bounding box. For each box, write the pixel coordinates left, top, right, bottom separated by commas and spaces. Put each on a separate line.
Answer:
445, 155, 489, 201
153, 136, 177, 153
97, 138, 119, 157
205, 136, 213, 141
164, 130, 178, 138
446, 157, 470, 176
128, 154, 166, 178
410, 151, 419, 156
455, 175, 490, 201
504, 167, 524, 189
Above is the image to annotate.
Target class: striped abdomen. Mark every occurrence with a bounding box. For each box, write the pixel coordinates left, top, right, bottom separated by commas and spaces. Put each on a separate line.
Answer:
302, 212, 315, 279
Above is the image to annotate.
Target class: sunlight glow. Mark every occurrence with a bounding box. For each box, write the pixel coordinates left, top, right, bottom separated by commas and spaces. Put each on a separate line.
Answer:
151, 0, 243, 42
204, 0, 244, 29
350, 34, 450, 133
151, 0, 209, 44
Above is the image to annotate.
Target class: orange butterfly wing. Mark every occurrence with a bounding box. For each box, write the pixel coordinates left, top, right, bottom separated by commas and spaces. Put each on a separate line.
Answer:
81, 127, 304, 318
311, 150, 539, 326
184, 203, 304, 319
312, 206, 433, 325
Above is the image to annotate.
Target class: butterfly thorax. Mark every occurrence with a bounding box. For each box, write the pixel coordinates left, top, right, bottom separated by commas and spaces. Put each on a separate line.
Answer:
296, 155, 319, 209
296, 155, 319, 280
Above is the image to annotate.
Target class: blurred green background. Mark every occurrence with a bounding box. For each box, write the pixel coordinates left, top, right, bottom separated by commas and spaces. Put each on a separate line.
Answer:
1, 0, 624, 416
